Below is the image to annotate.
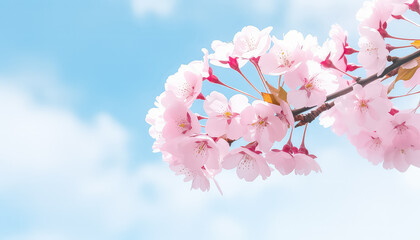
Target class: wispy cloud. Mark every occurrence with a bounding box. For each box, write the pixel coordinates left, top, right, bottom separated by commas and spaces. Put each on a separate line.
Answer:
131, 0, 177, 18
1, 66, 420, 240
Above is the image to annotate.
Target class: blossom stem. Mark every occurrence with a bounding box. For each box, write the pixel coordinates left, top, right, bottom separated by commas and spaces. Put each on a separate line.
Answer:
250, 60, 269, 92
212, 178, 223, 196
287, 126, 294, 143
388, 90, 420, 99
219, 82, 259, 100
400, 15, 420, 28
331, 65, 358, 80
301, 123, 308, 147
279, 75, 283, 89
387, 44, 415, 51
414, 99, 420, 112
237, 70, 262, 95
386, 34, 419, 41
407, 85, 417, 94
292, 50, 420, 116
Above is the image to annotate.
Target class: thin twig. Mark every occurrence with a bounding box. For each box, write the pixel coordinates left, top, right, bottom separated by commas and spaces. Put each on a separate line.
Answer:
292, 50, 420, 116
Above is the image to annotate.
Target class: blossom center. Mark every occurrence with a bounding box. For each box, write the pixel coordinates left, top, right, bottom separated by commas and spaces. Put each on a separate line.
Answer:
224, 111, 233, 118
357, 99, 369, 112
394, 122, 408, 134
251, 116, 268, 128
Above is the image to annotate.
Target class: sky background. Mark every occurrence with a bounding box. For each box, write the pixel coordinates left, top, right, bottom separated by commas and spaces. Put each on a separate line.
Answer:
0, 0, 420, 239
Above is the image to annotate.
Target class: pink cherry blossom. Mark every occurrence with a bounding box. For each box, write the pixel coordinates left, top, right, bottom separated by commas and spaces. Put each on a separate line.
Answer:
320, 24, 356, 74
379, 111, 420, 149
222, 143, 271, 181
170, 163, 210, 192
357, 0, 408, 29
240, 101, 290, 152
266, 149, 295, 175
232, 26, 272, 59
259, 30, 305, 75
319, 106, 350, 136
276, 99, 295, 128
348, 130, 390, 165
294, 153, 321, 176
165, 135, 224, 172
146, 106, 165, 152
285, 61, 338, 108
357, 27, 389, 76
161, 100, 201, 139
338, 82, 392, 132
204, 91, 250, 139
165, 62, 204, 107
383, 145, 420, 172
209, 40, 247, 69
266, 144, 321, 176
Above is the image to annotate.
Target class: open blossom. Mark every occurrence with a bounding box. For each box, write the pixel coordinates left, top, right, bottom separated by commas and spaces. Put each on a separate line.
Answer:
204, 91, 250, 139
357, 0, 408, 29
379, 111, 420, 148
348, 130, 390, 165
240, 101, 290, 152
285, 61, 338, 108
266, 149, 295, 175
383, 146, 420, 172
357, 27, 389, 76
209, 40, 247, 69
232, 26, 272, 59
165, 62, 205, 107
170, 163, 211, 192
343, 82, 392, 132
294, 153, 321, 176
163, 135, 227, 172
266, 145, 321, 176
259, 30, 305, 75
320, 24, 358, 76
161, 100, 201, 139
223, 143, 271, 181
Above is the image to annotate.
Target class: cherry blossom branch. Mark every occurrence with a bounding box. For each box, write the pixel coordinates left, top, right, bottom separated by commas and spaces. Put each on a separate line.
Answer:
292, 50, 420, 116
294, 102, 335, 127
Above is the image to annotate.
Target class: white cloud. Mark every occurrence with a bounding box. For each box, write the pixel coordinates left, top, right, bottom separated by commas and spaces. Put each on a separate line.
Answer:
248, 0, 277, 15
1, 67, 420, 240
286, 0, 366, 36
131, 0, 176, 18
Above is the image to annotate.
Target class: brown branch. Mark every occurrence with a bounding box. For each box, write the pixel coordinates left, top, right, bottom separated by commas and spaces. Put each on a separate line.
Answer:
292, 50, 420, 116
294, 102, 335, 127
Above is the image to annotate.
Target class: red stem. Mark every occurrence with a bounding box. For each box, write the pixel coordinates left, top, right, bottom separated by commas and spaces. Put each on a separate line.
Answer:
250, 60, 269, 92
389, 90, 420, 99
219, 82, 259, 100
237, 70, 261, 95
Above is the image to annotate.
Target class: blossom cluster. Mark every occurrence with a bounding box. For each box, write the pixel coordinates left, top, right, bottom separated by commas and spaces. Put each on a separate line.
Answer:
146, 0, 420, 193
321, 0, 420, 172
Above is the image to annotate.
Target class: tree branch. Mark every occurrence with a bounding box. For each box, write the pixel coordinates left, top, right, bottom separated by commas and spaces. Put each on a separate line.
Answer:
294, 102, 335, 127
292, 50, 420, 116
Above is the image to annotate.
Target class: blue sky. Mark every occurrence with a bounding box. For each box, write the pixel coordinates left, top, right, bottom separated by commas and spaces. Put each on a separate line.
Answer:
0, 0, 420, 239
